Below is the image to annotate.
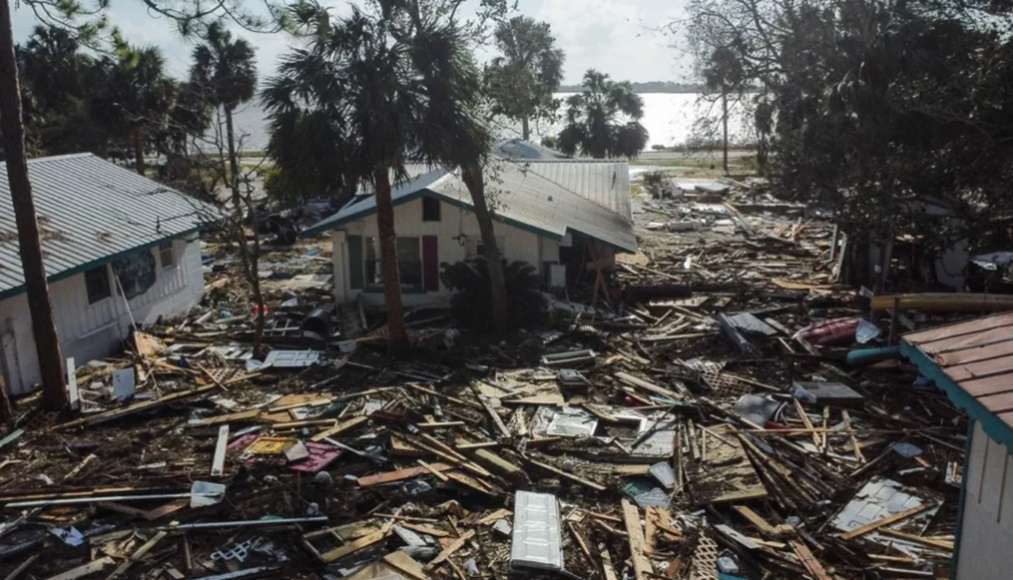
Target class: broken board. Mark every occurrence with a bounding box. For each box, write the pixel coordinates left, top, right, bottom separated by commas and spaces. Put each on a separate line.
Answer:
688, 424, 767, 505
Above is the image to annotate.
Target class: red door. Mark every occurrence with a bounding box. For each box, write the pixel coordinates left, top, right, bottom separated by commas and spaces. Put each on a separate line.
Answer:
422, 236, 439, 292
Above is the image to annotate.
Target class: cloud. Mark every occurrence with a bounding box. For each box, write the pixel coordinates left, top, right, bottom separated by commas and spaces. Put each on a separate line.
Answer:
11, 0, 690, 83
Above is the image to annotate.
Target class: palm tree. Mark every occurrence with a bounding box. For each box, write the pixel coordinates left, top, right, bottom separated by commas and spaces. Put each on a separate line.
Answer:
402, 7, 510, 332
557, 69, 649, 159
702, 46, 745, 175
264, 5, 418, 352
188, 22, 263, 349
92, 43, 176, 174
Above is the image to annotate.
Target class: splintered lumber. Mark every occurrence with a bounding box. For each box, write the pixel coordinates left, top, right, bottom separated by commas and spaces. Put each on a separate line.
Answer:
690, 424, 767, 505
55, 385, 217, 430
477, 509, 511, 526
621, 499, 653, 580
107, 531, 168, 579
382, 551, 427, 580
319, 529, 390, 562
190, 410, 260, 428
417, 459, 449, 482
357, 463, 454, 487
839, 503, 935, 541
310, 416, 368, 442
425, 529, 475, 570
525, 456, 606, 492
732, 505, 794, 538
470, 448, 525, 481
600, 546, 619, 580
789, 540, 832, 580
615, 372, 684, 400
469, 382, 511, 439
45, 557, 115, 580
567, 521, 594, 564
876, 528, 954, 551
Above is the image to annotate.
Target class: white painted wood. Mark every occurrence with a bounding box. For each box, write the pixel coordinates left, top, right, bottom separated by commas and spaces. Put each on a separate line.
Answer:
957, 423, 1013, 579
210, 425, 229, 477
65, 357, 78, 410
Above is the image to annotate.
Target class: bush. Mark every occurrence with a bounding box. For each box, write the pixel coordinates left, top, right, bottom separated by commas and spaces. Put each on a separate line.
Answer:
440, 258, 546, 331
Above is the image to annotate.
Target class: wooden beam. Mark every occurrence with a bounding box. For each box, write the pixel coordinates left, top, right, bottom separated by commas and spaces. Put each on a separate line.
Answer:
210, 425, 229, 477
310, 416, 368, 442
425, 530, 475, 570
839, 504, 935, 541
525, 457, 606, 492
621, 499, 653, 580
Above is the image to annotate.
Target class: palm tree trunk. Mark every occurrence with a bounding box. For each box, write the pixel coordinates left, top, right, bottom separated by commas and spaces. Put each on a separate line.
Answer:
522, 116, 530, 142
0, 0, 66, 411
373, 167, 409, 352
131, 127, 146, 176
462, 163, 509, 333
721, 90, 729, 176
224, 106, 265, 353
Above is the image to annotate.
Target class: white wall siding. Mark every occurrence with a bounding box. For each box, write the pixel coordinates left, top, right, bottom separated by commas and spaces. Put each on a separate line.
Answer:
957, 422, 1013, 579
335, 197, 552, 305
0, 238, 204, 395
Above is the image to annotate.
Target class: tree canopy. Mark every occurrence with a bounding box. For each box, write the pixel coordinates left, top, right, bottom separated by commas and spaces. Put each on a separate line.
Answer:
484, 15, 564, 141
685, 0, 1013, 259
556, 69, 649, 159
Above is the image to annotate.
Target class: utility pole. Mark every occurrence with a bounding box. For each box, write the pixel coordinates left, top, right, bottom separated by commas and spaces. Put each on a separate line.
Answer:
0, 0, 68, 410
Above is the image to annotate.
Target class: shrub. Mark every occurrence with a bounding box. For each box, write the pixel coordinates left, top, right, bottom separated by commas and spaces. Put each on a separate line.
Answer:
440, 258, 546, 330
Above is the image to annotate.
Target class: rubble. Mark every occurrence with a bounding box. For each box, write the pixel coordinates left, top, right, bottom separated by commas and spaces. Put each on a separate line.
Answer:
0, 178, 977, 579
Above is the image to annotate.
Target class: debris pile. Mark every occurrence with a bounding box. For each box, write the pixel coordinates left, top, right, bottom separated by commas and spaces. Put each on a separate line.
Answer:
0, 179, 970, 579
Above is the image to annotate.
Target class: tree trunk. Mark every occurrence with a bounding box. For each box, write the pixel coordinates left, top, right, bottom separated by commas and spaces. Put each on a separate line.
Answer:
224, 106, 265, 353
522, 116, 530, 142
462, 163, 509, 333
0, 0, 67, 411
721, 90, 729, 176
373, 167, 409, 352
131, 127, 146, 176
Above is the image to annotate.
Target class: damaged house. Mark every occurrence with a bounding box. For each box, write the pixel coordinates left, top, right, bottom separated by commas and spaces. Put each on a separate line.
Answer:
0, 154, 216, 395
305, 153, 637, 307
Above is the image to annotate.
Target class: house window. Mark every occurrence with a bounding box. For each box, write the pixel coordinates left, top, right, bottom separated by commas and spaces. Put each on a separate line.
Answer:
85, 265, 111, 304
112, 250, 156, 300
422, 197, 441, 222
363, 237, 423, 291
158, 240, 175, 269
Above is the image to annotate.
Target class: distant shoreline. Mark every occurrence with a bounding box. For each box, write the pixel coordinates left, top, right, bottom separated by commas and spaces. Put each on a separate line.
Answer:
558, 82, 705, 94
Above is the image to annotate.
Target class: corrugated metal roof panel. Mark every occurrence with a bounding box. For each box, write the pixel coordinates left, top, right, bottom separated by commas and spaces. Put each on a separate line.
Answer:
0, 153, 219, 296
903, 313, 1013, 445
513, 160, 632, 220
306, 163, 636, 252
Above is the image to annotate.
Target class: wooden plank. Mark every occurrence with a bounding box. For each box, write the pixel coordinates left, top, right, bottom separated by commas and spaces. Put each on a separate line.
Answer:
905, 312, 1013, 344
938, 339, 1013, 367
417, 459, 449, 482
310, 416, 368, 442
471, 449, 524, 480
55, 385, 217, 430
425, 530, 475, 570
470, 382, 511, 439
732, 506, 794, 538
399, 522, 451, 537
615, 372, 684, 400
621, 499, 653, 580
45, 558, 114, 580
319, 529, 389, 562
189, 410, 259, 428
920, 326, 1013, 355
946, 353, 1013, 383
839, 503, 935, 541
600, 547, 619, 580
66, 358, 79, 411
789, 540, 831, 580
876, 527, 954, 550
961, 374, 1013, 398
106, 531, 168, 579
977, 390, 1013, 414
357, 463, 454, 487
383, 551, 428, 580
210, 425, 229, 477
525, 457, 606, 492
690, 424, 767, 505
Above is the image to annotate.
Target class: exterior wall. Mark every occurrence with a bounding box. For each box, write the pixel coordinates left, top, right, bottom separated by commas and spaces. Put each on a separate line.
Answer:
0, 237, 204, 395
333, 197, 554, 306
957, 421, 1013, 579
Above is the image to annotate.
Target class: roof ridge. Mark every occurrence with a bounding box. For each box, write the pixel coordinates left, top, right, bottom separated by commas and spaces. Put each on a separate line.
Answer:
23, 152, 95, 164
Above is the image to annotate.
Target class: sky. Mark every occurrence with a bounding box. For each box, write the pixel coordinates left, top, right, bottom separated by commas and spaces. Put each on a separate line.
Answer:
10, 0, 693, 84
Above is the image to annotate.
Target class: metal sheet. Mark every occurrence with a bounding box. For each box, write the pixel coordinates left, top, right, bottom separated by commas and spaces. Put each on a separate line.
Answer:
510, 491, 563, 572
0, 154, 219, 296
263, 350, 321, 369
